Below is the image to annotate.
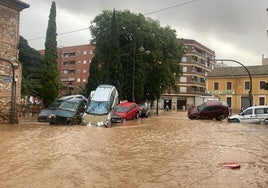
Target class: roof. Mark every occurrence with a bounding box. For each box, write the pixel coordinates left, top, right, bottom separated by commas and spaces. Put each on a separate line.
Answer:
92, 85, 116, 101
207, 65, 268, 77
0, 0, 30, 11
118, 102, 137, 107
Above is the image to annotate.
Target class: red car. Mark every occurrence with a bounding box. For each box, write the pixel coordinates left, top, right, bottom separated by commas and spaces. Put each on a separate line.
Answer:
188, 100, 230, 121
111, 102, 140, 123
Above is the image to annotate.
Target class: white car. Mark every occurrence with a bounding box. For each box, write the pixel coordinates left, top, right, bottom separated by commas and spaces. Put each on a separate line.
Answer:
228, 105, 268, 124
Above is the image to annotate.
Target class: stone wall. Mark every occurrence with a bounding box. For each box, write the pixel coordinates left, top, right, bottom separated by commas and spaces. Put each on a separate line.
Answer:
0, 4, 21, 124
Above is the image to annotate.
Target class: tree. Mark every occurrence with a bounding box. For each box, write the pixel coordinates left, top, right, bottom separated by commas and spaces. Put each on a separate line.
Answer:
108, 9, 123, 99
18, 36, 43, 98
89, 10, 185, 104
41, 1, 60, 107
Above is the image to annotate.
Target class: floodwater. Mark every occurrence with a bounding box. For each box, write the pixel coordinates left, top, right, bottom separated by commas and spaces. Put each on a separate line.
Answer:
0, 111, 268, 188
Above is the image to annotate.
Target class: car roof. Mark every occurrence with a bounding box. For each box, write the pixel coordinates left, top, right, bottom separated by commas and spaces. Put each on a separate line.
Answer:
63, 98, 87, 103
58, 94, 87, 101
205, 100, 224, 106
117, 102, 137, 107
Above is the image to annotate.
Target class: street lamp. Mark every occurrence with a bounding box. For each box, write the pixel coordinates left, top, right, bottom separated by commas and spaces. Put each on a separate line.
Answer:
132, 46, 150, 102
208, 58, 253, 107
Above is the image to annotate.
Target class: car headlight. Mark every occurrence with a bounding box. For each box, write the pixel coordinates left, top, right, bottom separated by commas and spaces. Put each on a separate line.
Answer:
97, 121, 105, 127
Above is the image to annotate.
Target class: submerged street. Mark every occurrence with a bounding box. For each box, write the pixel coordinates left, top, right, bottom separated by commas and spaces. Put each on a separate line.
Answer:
0, 111, 267, 188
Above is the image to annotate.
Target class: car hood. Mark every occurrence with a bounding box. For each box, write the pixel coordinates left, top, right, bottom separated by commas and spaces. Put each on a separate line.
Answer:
38, 109, 54, 117
228, 114, 241, 119
112, 112, 126, 118
82, 113, 111, 126
54, 109, 76, 118
188, 107, 198, 115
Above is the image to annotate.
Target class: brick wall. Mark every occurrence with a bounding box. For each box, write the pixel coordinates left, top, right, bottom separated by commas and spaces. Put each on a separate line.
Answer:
0, 4, 21, 124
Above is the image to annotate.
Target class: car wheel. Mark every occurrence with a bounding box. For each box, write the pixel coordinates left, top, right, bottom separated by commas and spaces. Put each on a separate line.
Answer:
228, 118, 240, 123
216, 115, 225, 121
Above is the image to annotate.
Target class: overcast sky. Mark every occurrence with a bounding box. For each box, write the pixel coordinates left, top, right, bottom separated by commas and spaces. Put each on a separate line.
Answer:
19, 0, 268, 66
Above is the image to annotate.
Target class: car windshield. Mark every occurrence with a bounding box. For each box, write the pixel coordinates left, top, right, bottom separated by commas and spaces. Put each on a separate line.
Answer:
114, 106, 127, 113
47, 100, 63, 110
85, 101, 108, 115
197, 103, 206, 112
58, 101, 78, 112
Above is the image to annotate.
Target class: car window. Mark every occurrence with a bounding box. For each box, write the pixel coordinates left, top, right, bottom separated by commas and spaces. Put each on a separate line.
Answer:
59, 101, 78, 112
197, 103, 206, 111
115, 106, 126, 113
243, 109, 252, 115
202, 106, 219, 112
255, 108, 265, 114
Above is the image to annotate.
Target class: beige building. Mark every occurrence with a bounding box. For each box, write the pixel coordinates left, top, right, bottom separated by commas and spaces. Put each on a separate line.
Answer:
0, 0, 29, 124
207, 65, 268, 112
162, 39, 216, 110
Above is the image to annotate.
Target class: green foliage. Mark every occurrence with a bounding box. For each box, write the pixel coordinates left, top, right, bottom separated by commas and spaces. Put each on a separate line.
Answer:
89, 10, 185, 104
41, 1, 61, 107
18, 36, 43, 97
83, 54, 103, 97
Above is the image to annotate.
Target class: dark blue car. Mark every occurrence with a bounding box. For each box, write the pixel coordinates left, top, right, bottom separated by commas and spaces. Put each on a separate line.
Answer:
50, 98, 88, 125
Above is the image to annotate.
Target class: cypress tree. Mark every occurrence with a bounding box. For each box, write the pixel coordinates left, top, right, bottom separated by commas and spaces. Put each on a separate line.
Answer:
41, 1, 60, 107
108, 9, 123, 99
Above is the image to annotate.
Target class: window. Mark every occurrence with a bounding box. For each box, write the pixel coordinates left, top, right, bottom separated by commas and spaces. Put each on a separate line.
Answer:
227, 82, 232, 90
181, 57, 187, 62
83, 51, 87, 55
180, 77, 187, 82
260, 81, 266, 90
89, 50, 93, 54
83, 78, 87, 82
180, 87, 187, 92
214, 82, 219, 90
77, 78, 81, 82
83, 60, 87, 64
245, 81, 250, 90
83, 70, 87, 73
259, 97, 265, 105
182, 67, 187, 72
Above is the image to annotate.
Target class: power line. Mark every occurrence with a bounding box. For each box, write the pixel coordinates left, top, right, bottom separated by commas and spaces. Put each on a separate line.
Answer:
27, 0, 199, 41
28, 27, 89, 41
144, 0, 200, 15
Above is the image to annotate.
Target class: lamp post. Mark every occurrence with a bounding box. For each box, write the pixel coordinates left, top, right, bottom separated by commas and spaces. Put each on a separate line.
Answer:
0, 57, 18, 124
132, 46, 150, 102
208, 58, 253, 107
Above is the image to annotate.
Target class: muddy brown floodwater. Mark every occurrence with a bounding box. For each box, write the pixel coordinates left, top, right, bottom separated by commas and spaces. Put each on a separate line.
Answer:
0, 111, 268, 188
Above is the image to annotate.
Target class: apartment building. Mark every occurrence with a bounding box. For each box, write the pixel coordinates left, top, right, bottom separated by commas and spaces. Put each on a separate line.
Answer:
162, 39, 216, 110
40, 44, 95, 95
207, 65, 268, 112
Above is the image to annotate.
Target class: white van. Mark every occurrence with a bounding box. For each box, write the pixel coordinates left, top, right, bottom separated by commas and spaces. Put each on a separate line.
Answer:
82, 85, 118, 127
228, 105, 268, 124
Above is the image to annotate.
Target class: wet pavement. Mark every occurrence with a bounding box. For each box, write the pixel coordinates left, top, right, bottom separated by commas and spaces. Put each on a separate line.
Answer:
0, 111, 267, 188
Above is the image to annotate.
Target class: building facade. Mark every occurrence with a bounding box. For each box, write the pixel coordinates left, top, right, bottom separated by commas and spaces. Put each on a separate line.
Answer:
207, 65, 268, 112
40, 44, 95, 96
0, 0, 29, 124
162, 39, 216, 110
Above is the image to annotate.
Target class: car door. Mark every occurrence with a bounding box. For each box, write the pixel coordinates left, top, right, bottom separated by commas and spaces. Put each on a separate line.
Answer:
239, 108, 259, 123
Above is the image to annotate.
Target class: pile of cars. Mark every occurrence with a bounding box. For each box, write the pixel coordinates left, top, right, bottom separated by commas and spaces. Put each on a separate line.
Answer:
38, 85, 150, 127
